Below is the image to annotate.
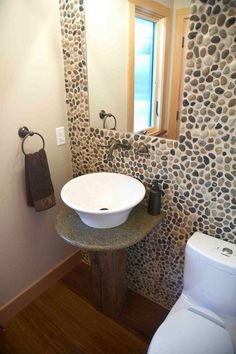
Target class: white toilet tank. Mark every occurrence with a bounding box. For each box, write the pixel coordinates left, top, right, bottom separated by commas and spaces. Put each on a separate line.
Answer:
183, 232, 236, 318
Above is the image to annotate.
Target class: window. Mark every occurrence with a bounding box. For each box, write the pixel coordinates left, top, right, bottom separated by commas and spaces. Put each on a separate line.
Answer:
134, 17, 155, 132
127, 0, 171, 135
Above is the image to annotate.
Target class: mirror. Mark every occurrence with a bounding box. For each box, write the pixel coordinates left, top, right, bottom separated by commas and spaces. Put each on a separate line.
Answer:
84, 0, 190, 140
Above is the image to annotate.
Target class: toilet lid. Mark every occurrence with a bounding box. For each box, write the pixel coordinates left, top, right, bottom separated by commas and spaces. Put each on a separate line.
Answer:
148, 309, 234, 354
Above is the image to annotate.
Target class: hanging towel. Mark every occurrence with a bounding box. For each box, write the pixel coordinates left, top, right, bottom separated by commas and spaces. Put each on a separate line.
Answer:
25, 148, 56, 211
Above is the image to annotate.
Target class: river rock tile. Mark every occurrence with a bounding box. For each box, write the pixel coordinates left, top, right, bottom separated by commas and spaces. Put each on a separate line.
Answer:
59, 0, 236, 309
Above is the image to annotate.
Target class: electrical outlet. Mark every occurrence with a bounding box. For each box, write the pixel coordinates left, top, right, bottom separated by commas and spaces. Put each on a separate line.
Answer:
56, 127, 66, 146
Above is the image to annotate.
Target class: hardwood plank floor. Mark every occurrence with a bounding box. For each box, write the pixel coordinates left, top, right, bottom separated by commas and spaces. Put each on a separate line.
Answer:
0, 263, 168, 354
62, 263, 168, 342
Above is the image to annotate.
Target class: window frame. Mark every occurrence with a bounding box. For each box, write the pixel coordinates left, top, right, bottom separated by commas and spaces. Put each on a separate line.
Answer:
127, 0, 171, 135
133, 15, 156, 132
168, 8, 190, 140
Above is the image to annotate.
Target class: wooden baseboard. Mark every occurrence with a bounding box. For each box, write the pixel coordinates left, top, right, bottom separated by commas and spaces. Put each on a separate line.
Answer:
0, 251, 81, 326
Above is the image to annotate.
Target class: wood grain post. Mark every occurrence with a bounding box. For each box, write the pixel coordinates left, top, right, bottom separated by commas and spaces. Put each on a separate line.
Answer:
90, 249, 127, 318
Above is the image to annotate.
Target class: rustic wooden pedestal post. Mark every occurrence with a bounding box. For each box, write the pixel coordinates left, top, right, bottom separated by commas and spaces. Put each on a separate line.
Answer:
56, 204, 163, 318
90, 249, 127, 317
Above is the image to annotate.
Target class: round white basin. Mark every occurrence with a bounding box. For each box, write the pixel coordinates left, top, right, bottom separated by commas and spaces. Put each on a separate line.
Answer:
61, 172, 145, 228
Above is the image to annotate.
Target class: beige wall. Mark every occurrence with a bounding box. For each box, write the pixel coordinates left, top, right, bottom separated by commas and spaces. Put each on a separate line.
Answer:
174, 0, 189, 8
0, 0, 75, 308
156, 0, 174, 7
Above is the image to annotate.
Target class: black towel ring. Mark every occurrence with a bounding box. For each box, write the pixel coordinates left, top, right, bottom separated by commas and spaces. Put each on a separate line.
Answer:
18, 126, 45, 156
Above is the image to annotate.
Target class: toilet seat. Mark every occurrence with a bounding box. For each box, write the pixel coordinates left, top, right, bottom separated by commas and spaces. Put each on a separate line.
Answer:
148, 309, 234, 354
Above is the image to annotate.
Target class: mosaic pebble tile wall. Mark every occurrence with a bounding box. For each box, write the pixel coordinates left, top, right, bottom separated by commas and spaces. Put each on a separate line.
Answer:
59, 0, 236, 309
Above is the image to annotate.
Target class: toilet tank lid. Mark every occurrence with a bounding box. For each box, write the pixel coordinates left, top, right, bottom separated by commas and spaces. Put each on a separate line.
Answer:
148, 309, 234, 354
187, 232, 236, 275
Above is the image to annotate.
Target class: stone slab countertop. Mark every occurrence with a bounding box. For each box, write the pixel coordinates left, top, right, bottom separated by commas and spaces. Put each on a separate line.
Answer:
55, 204, 164, 252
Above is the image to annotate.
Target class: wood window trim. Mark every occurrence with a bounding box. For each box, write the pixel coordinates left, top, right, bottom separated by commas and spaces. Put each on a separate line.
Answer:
129, 0, 171, 18
127, 0, 171, 134
146, 128, 167, 137
168, 8, 190, 140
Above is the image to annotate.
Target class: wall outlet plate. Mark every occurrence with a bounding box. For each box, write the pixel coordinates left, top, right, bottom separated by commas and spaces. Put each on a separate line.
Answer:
56, 126, 66, 146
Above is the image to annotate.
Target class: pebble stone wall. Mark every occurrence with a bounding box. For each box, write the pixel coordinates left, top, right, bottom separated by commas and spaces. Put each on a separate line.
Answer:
59, 0, 236, 309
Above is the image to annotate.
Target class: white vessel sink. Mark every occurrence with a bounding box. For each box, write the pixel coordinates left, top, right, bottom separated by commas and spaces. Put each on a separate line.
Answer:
61, 172, 145, 229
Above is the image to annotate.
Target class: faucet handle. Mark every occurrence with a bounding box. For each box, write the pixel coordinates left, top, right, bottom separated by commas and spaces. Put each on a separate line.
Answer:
134, 142, 150, 157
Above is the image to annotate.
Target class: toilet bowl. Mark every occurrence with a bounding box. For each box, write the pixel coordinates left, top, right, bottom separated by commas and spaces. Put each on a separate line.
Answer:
148, 308, 234, 354
148, 232, 236, 354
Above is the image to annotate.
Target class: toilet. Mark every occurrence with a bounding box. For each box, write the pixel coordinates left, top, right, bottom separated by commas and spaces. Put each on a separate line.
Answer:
148, 232, 236, 354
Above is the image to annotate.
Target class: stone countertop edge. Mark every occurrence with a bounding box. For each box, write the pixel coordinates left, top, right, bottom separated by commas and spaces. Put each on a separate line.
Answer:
55, 203, 164, 252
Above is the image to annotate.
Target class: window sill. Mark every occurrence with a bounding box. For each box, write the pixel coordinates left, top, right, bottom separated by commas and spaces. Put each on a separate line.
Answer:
147, 129, 167, 137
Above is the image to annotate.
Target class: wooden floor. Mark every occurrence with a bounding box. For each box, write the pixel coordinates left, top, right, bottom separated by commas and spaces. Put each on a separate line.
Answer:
0, 263, 168, 354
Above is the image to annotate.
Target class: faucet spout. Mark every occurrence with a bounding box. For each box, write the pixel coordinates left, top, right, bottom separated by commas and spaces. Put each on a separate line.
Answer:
107, 140, 131, 161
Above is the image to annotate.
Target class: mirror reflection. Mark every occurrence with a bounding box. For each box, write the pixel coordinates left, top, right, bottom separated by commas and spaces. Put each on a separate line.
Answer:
85, 0, 189, 140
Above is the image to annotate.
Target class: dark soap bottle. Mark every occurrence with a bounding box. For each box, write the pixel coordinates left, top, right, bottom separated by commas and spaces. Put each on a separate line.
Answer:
148, 181, 161, 215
